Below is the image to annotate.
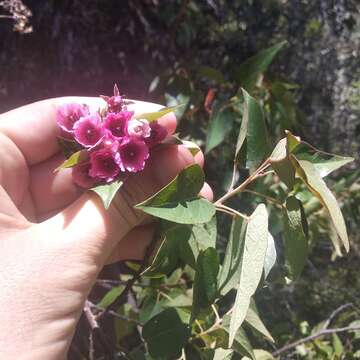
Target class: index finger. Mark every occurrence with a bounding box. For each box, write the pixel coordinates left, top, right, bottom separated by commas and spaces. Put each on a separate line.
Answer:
0, 97, 177, 165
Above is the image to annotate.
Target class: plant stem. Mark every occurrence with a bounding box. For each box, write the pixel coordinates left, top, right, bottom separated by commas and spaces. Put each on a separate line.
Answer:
215, 159, 270, 206
216, 204, 249, 220
243, 189, 284, 208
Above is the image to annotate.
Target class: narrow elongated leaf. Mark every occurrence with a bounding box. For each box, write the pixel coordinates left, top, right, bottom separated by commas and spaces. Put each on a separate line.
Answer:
282, 196, 308, 279
97, 286, 125, 309
136, 164, 215, 224
134, 105, 183, 122
218, 216, 247, 295
234, 41, 287, 91
55, 150, 87, 171
213, 349, 233, 360
263, 232, 277, 280
142, 308, 190, 358
91, 180, 124, 209
292, 158, 349, 252
222, 316, 255, 359
206, 107, 235, 153
192, 248, 219, 320
236, 89, 269, 169
229, 204, 268, 346
245, 299, 274, 342
243, 349, 275, 360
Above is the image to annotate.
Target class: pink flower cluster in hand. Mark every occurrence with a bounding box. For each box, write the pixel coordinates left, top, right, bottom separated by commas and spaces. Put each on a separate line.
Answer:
56, 87, 168, 188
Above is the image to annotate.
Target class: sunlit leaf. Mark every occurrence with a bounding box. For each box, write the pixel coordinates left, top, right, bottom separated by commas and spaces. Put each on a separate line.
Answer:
54, 150, 87, 172
234, 41, 287, 91
136, 164, 215, 224
229, 204, 268, 346
236, 89, 269, 169
91, 180, 124, 209
263, 232, 277, 280
97, 286, 125, 309
134, 105, 183, 122
245, 299, 274, 342
206, 107, 235, 153
218, 216, 247, 296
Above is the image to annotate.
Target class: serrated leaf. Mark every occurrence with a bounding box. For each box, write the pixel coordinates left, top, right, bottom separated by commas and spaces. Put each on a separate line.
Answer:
234, 41, 287, 92
263, 232, 277, 280
54, 150, 87, 172
236, 89, 269, 169
134, 105, 183, 122
142, 308, 190, 359
291, 158, 349, 253
206, 107, 235, 153
97, 285, 125, 309
219, 216, 247, 296
229, 204, 268, 347
282, 196, 308, 279
91, 180, 124, 209
245, 299, 274, 342
136, 164, 215, 224
192, 248, 219, 320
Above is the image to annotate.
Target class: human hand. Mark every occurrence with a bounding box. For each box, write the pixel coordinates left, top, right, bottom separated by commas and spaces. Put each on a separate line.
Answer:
0, 98, 212, 359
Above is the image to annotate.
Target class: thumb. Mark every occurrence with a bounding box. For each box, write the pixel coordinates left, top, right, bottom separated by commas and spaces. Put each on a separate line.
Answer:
43, 145, 200, 267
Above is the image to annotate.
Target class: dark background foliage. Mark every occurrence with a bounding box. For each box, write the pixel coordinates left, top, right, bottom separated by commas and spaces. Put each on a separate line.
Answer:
1, 0, 359, 358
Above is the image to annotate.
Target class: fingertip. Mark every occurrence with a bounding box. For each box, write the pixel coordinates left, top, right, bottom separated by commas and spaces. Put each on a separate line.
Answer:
157, 112, 177, 135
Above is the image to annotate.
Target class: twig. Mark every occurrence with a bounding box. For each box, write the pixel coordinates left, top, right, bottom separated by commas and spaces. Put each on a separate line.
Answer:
215, 159, 270, 205
322, 303, 354, 330
228, 161, 238, 192
216, 204, 249, 220
83, 300, 114, 359
243, 189, 284, 208
272, 325, 360, 357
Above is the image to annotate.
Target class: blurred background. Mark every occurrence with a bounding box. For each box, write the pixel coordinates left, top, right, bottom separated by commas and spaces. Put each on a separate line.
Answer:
1, 0, 360, 358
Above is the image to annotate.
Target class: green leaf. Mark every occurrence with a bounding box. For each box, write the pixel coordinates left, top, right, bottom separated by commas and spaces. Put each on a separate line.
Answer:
134, 105, 183, 122
263, 232, 277, 280
91, 180, 124, 209
97, 286, 125, 309
234, 41, 287, 92
287, 131, 354, 178
269, 138, 295, 189
181, 139, 201, 156
222, 316, 255, 359
136, 164, 215, 224
164, 93, 190, 121
197, 65, 226, 84
242, 349, 275, 360
244, 299, 274, 342
192, 248, 219, 320
218, 216, 247, 296
236, 89, 269, 169
205, 107, 235, 153
229, 204, 268, 347
282, 196, 308, 280
291, 158, 349, 253
142, 223, 192, 276
142, 308, 190, 359
54, 150, 87, 172
213, 349, 233, 360
191, 216, 217, 250
57, 137, 82, 159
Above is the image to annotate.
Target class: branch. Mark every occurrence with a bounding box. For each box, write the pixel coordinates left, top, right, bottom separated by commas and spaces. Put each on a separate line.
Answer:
272, 324, 360, 357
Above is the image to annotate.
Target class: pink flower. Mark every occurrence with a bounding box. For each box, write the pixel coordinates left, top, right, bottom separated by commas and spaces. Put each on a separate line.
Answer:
127, 118, 151, 138
72, 163, 98, 188
103, 111, 133, 139
89, 147, 121, 182
73, 114, 105, 148
101, 84, 124, 113
118, 139, 149, 173
145, 121, 168, 147
56, 103, 89, 133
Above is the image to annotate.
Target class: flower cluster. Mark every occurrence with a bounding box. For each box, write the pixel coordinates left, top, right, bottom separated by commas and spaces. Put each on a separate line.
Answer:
56, 86, 168, 188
